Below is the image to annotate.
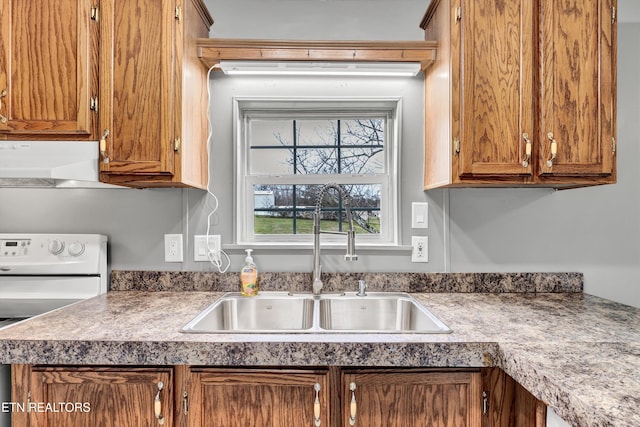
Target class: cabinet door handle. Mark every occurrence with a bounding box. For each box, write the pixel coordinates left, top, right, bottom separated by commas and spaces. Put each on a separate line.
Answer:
154, 381, 165, 425
349, 382, 357, 426
313, 383, 321, 426
0, 88, 7, 124
99, 129, 110, 164
546, 132, 558, 167
522, 133, 532, 167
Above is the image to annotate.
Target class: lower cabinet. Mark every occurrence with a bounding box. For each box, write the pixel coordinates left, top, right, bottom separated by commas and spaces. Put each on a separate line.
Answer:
342, 369, 481, 426
12, 365, 545, 427
187, 368, 331, 427
482, 367, 547, 427
12, 365, 173, 427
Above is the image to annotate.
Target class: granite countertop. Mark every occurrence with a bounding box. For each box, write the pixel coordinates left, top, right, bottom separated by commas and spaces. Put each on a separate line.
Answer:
0, 272, 638, 426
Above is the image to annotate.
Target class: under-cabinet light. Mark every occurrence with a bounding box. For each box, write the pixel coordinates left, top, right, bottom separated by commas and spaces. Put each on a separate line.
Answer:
218, 61, 421, 77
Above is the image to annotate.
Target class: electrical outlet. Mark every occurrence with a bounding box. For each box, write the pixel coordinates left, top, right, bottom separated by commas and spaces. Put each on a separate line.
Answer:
164, 234, 184, 262
194, 235, 221, 263
411, 236, 428, 263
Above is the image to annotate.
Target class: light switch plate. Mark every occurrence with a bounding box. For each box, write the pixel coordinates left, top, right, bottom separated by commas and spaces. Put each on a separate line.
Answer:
411, 202, 428, 229
194, 235, 221, 263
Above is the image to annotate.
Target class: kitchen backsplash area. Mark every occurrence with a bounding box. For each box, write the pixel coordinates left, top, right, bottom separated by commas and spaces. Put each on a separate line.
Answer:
110, 271, 583, 293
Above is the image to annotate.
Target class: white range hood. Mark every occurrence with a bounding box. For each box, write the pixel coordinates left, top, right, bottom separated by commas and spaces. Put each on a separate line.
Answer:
0, 140, 116, 188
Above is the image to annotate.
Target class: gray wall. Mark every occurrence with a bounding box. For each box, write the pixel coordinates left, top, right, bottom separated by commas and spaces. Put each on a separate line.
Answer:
1, 0, 638, 308
208, 0, 427, 41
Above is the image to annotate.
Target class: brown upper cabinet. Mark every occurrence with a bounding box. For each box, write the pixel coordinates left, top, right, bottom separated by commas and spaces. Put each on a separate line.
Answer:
98, 0, 212, 188
0, 0, 99, 140
422, 0, 617, 189
0, 0, 212, 189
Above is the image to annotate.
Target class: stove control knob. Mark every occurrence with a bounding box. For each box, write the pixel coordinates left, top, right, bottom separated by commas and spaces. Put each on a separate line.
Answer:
48, 239, 65, 255
68, 241, 86, 257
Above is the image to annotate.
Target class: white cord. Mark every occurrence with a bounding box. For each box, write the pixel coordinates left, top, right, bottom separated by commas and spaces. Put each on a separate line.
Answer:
204, 65, 231, 273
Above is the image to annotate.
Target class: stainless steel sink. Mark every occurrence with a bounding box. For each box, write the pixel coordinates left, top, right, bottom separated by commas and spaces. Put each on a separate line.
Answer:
319, 292, 451, 333
181, 292, 314, 333
181, 291, 451, 334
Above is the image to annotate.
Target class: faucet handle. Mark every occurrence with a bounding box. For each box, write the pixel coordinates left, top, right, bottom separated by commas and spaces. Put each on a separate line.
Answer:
356, 280, 367, 296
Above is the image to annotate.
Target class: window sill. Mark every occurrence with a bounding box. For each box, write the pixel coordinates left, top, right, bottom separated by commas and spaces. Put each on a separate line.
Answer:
224, 243, 412, 252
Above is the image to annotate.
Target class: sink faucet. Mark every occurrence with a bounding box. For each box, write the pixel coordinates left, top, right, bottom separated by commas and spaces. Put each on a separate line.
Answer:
356, 279, 367, 297
312, 183, 358, 295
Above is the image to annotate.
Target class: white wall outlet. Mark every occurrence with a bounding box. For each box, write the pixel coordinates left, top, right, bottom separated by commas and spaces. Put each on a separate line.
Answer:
164, 234, 184, 262
411, 236, 428, 263
194, 235, 221, 263
411, 202, 428, 229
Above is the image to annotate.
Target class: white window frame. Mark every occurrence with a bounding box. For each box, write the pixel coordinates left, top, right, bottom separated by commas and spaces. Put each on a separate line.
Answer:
234, 97, 401, 247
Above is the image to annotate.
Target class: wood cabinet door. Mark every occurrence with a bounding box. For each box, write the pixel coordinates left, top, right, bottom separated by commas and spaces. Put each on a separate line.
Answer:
0, 0, 98, 139
343, 370, 482, 427
188, 368, 330, 427
538, 0, 616, 179
457, 0, 535, 179
481, 368, 546, 427
21, 366, 173, 427
99, 0, 176, 175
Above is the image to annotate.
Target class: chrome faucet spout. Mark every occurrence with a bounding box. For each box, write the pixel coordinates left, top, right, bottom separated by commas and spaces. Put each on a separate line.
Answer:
312, 183, 358, 295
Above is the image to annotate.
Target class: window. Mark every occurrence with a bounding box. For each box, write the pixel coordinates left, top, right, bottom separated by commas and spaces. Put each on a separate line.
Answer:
235, 98, 400, 246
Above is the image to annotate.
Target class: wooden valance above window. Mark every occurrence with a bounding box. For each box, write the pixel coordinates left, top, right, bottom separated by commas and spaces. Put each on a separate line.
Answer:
196, 39, 437, 71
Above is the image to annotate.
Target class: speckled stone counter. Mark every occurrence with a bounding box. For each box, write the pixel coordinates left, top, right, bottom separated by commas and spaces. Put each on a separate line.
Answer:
0, 272, 638, 426
498, 342, 640, 427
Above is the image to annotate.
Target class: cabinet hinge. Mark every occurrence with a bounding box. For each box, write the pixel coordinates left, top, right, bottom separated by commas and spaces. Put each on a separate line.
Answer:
482, 391, 488, 415
612, 5, 616, 24
455, 5, 462, 23
175, 5, 182, 21
90, 6, 99, 22
90, 96, 98, 112
453, 137, 460, 155
183, 391, 189, 415
174, 137, 181, 152
612, 137, 616, 155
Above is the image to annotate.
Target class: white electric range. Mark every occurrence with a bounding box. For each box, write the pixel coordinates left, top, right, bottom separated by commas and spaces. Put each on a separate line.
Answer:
0, 233, 108, 426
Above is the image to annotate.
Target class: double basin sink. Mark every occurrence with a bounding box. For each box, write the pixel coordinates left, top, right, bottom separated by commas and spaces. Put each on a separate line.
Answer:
181, 291, 451, 334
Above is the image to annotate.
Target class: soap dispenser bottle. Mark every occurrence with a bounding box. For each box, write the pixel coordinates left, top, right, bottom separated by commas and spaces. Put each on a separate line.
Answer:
240, 249, 258, 296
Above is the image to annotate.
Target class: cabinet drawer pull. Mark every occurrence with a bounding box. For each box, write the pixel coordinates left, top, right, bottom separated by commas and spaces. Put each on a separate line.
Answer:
546, 132, 558, 167
313, 383, 321, 426
99, 129, 110, 164
522, 133, 531, 167
154, 381, 165, 425
349, 382, 357, 426
0, 88, 7, 124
